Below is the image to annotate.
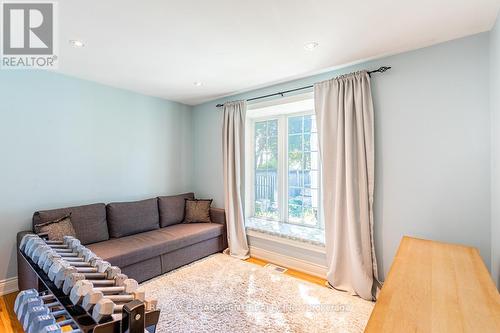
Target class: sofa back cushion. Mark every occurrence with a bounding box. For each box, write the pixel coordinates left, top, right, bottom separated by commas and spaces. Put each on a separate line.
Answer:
33, 203, 109, 245
106, 198, 159, 238
157, 192, 194, 227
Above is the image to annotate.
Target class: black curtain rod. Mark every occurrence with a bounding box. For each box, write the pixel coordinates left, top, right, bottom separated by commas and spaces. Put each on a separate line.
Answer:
216, 66, 391, 107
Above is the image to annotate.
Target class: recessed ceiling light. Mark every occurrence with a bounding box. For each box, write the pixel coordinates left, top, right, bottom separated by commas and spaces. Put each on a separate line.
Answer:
304, 41, 319, 51
69, 40, 85, 48
193, 81, 202, 87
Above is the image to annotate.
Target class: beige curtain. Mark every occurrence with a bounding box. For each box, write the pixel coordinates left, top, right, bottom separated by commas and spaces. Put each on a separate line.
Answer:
222, 101, 250, 259
314, 71, 381, 301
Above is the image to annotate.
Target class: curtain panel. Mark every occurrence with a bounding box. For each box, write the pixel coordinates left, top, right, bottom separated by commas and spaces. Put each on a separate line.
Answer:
222, 100, 250, 259
314, 71, 381, 301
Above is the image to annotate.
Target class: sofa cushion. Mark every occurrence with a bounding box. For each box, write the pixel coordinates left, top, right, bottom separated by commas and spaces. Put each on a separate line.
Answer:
33, 203, 109, 245
106, 198, 159, 238
158, 223, 224, 252
87, 229, 170, 268
87, 223, 224, 267
158, 192, 194, 227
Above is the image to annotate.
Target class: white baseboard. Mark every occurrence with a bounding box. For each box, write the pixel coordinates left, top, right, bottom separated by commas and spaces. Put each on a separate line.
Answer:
0, 277, 18, 296
249, 246, 328, 279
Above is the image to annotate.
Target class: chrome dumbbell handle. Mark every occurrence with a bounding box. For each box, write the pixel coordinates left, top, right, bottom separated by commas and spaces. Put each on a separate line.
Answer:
103, 291, 144, 303
114, 299, 156, 312
82, 272, 107, 279
48, 244, 71, 249
93, 286, 125, 294
45, 240, 63, 245
67, 261, 91, 267
90, 279, 115, 286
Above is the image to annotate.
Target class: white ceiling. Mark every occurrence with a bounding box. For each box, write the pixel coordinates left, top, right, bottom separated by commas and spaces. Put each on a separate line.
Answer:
57, 0, 500, 105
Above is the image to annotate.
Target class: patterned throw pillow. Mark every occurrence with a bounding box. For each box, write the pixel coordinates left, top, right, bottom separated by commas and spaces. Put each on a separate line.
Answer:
34, 214, 76, 240
184, 199, 212, 223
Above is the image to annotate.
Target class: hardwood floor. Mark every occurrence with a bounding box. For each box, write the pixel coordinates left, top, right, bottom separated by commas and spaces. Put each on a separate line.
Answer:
0, 292, 23, 333
245, 257, 327, 286
0, 258, 326, 332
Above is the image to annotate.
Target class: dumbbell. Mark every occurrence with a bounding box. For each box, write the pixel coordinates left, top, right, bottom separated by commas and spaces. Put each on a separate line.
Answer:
63, 271, 129, 295
42, 249, 97, 274
20, 234, 77, 251
69, 273, 130, 305
25, 236, 82, 256
19, 234, 97, 273
19, 234, 49, 251
54, 261, 113, 288
91, 298, 115, 323
38, 249, 92, 272
22, 302, 67, 331
19, 233, 73, 249
14, 290, 81, 333
114, 298, 158, 313
50, 259, 119, 287
72, 279, 138, 300
16, 295, 59, 326
46, 254, 103, 279
14, 289, 54, 320
31, 242, 84, 264
19, 234, 40, 250
14, 288, 44, 314
82, 289, 145, 311
40, 323, 82, 333
23, 236, 79, 258
29, 313, 78, 333
28, 240, 83, 262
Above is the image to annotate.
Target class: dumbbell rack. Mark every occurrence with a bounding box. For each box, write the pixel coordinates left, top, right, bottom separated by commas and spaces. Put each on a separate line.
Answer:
19, 248, 160, 333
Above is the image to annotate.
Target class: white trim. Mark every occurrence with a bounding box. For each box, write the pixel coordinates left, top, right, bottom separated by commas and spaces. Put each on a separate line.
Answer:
245, 117, 255, 218
0, 277, 18, 296
247, 92, 314, 117
278, 115, 286, 220
249, 245, 327, 279
247, 229, 325, 253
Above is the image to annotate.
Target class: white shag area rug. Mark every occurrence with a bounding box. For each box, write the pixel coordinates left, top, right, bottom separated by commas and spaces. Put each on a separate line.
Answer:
139, 254, 374, 333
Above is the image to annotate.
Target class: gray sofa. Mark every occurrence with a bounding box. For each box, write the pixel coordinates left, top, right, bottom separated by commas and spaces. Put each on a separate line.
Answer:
17, 193, 227, 290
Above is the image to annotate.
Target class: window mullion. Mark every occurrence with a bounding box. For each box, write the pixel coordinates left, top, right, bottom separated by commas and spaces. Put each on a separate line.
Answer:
278, 116, 287, 223
247, 119, 255, 219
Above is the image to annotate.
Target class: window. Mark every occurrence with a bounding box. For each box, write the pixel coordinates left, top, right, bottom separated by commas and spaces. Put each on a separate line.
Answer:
254, 119, 279, 220
287, 115, 320, 227
246, 95, 323, 244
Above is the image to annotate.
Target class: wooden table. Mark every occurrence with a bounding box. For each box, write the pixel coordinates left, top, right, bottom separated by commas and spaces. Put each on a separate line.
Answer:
365, 236, 500, 332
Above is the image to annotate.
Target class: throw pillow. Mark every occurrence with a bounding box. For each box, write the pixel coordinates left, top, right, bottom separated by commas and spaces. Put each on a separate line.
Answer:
34, 214, 76, 241
184, 199, 212, 223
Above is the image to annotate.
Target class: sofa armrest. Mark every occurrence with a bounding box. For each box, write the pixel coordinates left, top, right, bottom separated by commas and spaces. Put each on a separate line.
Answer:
17, 230, 38, 291
210, 208, 227, 250
210, 208, 226, 225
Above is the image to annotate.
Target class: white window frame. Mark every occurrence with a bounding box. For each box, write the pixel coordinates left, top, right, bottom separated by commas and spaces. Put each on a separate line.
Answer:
245, 94, 323, 230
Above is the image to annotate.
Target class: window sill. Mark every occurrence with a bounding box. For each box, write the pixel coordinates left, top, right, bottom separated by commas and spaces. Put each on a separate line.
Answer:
245, 217, 325, 248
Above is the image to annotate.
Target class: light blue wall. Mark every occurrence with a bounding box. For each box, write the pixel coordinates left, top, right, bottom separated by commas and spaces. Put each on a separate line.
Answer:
491, 15, 500, 288
192, 33, 491, 279
0, 71, 193, 280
